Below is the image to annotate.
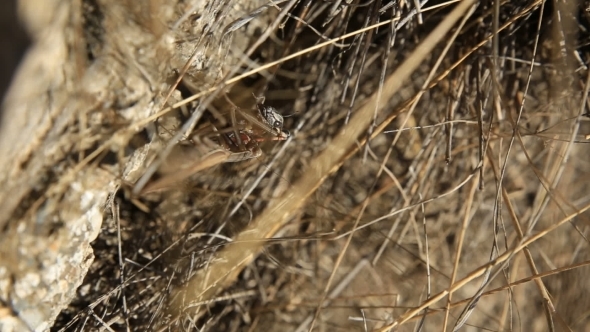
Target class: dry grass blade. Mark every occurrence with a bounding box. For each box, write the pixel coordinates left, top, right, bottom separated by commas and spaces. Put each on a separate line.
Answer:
139, 148, 254, 195
442, 172, 480, 332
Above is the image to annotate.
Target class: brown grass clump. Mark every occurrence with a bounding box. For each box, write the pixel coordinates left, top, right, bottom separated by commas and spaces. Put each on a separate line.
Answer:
1, 0, 590, 331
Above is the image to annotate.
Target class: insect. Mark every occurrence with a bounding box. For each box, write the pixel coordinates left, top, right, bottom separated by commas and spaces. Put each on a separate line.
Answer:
218, 104, 289, 159
139, 103, 289, 194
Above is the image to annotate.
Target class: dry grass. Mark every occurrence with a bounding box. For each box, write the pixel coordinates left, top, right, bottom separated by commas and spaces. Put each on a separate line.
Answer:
1, 0, 590, 331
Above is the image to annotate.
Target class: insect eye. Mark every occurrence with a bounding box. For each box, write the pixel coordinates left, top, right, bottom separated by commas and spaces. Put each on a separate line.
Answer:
274, 121, 282, 129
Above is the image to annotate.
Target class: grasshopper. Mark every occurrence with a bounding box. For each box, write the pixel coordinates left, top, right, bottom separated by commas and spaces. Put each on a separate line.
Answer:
139, 103, 289, 195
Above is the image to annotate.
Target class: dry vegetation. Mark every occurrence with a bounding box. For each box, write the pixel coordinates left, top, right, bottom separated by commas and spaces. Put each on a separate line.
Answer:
1, 0, 590, 331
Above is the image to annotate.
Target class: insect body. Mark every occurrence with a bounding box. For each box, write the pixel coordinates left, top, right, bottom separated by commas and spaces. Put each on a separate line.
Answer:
140, 103, 289, 194
219, 104, 289, 155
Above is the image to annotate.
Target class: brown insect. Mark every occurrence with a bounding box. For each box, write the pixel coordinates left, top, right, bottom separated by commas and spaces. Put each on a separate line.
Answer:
139, 103, 289, 194
217, 104, 289, 158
